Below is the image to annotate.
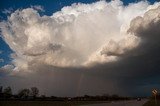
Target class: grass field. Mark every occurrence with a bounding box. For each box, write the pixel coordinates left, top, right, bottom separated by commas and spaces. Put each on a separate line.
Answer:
0, 101, 109, 106
143, 99, 160, 106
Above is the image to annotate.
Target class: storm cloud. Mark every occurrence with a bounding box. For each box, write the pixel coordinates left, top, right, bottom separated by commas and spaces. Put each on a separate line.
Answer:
0, 0, 160, 96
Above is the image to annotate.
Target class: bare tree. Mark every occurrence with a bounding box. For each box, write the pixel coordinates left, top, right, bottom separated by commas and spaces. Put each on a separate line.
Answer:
0, 86, 3, 93
18, 89, 30, 99
3, 86, 12, 98
30, 87, 39, 98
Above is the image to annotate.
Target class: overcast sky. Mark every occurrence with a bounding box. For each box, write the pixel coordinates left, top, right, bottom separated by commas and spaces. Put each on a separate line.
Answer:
0, 0, 160, 97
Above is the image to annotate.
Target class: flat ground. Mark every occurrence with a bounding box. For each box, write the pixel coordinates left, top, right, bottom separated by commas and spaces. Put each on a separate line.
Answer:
143, 99, 160, 106
83, 99, 148, 106
0, 101, 109, 106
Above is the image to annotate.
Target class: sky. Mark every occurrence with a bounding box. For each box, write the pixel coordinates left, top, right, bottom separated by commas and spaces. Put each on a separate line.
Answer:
0, 0, 160, 97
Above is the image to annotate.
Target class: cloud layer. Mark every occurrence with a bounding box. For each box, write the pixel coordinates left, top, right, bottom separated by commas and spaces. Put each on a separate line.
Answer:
1, 0, 155, 70
0, 0, 160, 96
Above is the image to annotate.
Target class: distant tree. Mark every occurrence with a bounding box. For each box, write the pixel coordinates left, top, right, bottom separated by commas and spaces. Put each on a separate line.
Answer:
3, 86, 12, 98
111, 94, 119, 100
41, 95, 46, 98
102, 93, 109, 97
51, 96, 57, 99
18, 89, 30, 99
40, 95, 46, 100
0, 86, 3, 93
84, 95, 90, 98
112, 94, 119, 98
102, 94, 110, 100
0, 86, 3, 98
30, 87, 39, 98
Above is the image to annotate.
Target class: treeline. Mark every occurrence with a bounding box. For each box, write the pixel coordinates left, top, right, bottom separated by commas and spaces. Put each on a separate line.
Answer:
0, 86, 136, 101
0, 86, 39, 100
70, 94, 134, 101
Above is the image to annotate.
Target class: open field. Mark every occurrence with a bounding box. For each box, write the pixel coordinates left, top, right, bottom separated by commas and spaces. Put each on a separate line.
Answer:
143, 99, 160, 106
0, 99, 148, 106
0, 101, 109, 106
84, 99, 148, 106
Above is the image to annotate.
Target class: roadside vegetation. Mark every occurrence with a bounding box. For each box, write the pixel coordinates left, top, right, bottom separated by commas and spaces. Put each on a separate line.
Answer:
143, 94, 160, 106
0, 85, 144, 106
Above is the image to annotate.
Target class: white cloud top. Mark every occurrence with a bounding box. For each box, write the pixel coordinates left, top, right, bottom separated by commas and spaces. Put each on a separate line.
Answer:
0, 0, 160, 72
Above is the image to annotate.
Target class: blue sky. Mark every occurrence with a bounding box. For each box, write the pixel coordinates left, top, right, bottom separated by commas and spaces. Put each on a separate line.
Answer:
0, 0, 158, 67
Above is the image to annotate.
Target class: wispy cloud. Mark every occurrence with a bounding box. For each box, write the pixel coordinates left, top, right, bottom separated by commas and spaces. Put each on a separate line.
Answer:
2, 8, 13, 14
0, 59, 4, 62
31, 5, 45, 12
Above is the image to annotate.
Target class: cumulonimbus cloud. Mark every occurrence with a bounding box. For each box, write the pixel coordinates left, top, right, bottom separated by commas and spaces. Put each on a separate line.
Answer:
1, 0, 160, 72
